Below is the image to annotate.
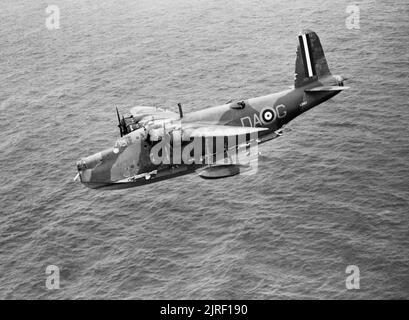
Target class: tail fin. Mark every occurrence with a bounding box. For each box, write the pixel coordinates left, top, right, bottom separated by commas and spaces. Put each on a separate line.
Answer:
294, 30, 331, 88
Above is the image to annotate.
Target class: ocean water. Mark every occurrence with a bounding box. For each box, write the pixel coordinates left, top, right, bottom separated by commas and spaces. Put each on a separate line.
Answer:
0, 0, 408, 299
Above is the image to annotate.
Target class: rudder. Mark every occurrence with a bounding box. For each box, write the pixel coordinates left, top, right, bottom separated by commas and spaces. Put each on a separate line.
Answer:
295, 30, 331, 88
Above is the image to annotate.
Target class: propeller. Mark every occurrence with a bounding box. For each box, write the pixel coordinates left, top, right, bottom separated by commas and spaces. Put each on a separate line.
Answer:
116, 107, 126, 137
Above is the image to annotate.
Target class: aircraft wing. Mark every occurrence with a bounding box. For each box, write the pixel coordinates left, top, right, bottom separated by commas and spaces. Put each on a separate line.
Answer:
181, 123, 268, 139
129, 106, 179, 121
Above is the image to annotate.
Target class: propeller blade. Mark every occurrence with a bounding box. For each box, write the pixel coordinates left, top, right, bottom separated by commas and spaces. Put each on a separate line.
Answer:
116, 107, 123, 137
116, 107, 121, 123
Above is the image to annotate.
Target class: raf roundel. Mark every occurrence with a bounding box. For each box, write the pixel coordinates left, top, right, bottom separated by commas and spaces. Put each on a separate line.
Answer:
260, 107, 276, 124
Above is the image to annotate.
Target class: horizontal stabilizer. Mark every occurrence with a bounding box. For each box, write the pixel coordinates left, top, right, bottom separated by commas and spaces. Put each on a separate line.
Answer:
305, 86, 350, 92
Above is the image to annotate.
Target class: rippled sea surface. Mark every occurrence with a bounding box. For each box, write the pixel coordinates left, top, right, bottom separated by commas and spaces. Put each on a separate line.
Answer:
1, 0, 408, 299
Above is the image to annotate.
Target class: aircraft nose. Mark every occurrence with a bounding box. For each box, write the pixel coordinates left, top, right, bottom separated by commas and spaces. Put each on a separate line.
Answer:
74, 148, 116, 188
76, 151, 104, 172
75, 129, 145, 188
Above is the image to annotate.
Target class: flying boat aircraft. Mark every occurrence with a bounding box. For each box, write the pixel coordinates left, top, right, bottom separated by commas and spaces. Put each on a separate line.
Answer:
75, 30, 348, 189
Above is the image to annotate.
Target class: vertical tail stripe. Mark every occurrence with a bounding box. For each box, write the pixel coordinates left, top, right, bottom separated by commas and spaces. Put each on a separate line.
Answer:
305, 34, 316, 75
298, 35, 308, 76
302, 34, 313, 77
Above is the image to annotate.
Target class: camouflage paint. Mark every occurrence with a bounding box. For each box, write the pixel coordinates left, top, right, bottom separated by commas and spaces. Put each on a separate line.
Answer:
76, 30, 347, 190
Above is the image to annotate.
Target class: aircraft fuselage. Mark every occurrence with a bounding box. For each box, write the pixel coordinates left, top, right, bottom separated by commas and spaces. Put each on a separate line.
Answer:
82, 76, 340, 190
76, 30, 348, 190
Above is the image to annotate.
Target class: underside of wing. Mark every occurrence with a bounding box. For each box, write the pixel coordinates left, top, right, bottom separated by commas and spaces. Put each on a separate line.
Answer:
181, 123, 268, 139
305, 86, 350, 92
